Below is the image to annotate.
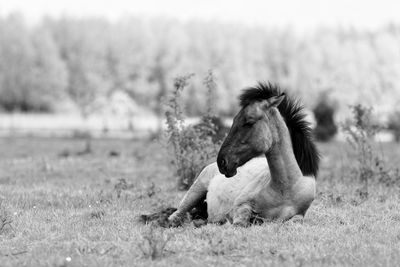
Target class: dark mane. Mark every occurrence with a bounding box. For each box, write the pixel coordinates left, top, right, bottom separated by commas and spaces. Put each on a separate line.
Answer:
239, 82, 320, 177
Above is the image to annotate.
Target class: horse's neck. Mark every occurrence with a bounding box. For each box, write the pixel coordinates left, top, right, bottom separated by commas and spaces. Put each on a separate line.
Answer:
265, 112, 302, 189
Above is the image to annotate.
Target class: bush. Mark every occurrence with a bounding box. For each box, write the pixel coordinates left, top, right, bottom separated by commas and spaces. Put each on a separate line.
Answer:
164, 72, 223, 190
388, 110, 400, 142
313, 92, 338, 142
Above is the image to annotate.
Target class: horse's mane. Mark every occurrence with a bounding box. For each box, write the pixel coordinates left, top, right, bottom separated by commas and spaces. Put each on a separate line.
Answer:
239, 82, 320, 177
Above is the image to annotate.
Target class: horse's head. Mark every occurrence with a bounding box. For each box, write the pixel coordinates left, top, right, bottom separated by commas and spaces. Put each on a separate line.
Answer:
217, 93, 285, 177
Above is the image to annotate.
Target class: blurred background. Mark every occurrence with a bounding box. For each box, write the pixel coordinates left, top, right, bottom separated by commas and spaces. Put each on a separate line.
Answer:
0, 0, 400, 140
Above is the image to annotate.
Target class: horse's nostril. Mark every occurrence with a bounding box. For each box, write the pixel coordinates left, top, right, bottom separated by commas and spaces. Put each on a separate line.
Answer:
221, 159, 226, 166
219, 158, 227, 170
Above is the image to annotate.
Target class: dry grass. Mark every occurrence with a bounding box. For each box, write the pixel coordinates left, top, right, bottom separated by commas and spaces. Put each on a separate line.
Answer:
0, 137, 400, 266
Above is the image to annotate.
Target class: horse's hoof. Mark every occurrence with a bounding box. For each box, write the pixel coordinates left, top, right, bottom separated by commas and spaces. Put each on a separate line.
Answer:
192, 219, 207, 228
168, 213, 183, 227
289, 215, 304, 224
232, 220, 250, 227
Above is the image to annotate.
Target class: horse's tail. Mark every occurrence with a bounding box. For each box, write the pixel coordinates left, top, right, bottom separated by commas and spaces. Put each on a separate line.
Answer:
138, 200, 207, 228
138, 207, 177, 227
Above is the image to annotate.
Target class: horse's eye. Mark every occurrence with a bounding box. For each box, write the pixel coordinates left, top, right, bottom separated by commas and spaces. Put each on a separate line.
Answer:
243, 121, 255, 128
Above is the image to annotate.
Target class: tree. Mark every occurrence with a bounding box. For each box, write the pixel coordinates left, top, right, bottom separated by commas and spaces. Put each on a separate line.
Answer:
30, 24, 68, 111
0, 14, 37, 111
47, 17, 111, 152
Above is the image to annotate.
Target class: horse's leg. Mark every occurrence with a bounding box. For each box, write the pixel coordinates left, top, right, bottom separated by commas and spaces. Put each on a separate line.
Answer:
289, 215, 304, 224
278, 206, 298, 222
232, 203, 252, 227
168, 164, 215, 226
168, 178, 207, 226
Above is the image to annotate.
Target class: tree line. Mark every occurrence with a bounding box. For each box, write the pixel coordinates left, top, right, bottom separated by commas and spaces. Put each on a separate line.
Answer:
0, 13, 399, 119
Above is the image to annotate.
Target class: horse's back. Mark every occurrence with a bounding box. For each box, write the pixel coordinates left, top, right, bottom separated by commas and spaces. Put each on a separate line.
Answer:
206, 157, 269, 223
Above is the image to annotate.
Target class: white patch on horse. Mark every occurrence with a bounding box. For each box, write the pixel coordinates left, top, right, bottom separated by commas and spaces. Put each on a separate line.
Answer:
206, 157, 268, 223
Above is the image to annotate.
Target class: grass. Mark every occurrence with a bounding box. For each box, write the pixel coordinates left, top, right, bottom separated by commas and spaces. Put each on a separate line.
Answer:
0, 137, 400, 266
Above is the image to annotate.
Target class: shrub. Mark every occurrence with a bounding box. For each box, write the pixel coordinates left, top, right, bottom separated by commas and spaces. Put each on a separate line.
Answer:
388, 110, 400, 142
313, 92, 338, 142
164, 72, 223, 190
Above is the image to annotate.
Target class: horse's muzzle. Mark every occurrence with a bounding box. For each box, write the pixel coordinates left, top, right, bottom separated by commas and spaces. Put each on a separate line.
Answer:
223, 168, 237, 178
217, 156, 238, 178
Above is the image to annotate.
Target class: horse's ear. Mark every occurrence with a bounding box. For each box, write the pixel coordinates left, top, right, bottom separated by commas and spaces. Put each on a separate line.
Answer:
261, 93, 285, 110
270, 93, 285, 107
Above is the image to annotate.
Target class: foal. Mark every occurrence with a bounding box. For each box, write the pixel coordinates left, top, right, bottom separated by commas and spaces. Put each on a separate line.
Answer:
168, 82, 319, 226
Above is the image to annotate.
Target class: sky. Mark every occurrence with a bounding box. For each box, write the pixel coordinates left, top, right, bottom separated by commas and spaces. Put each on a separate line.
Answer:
1, 0, 400, 31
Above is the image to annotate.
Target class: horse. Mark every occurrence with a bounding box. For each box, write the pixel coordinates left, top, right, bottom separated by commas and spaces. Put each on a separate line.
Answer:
165, 82, 320, 227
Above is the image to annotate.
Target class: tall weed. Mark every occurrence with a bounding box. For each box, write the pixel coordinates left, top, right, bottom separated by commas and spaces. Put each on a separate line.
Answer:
342, 105, 399, 196
164, 72, 223, 190
0, 200, 12, 234
137, 224, 172, 260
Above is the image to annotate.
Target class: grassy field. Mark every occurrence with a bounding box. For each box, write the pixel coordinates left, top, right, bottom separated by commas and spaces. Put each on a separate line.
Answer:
0, 137, 400, 266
